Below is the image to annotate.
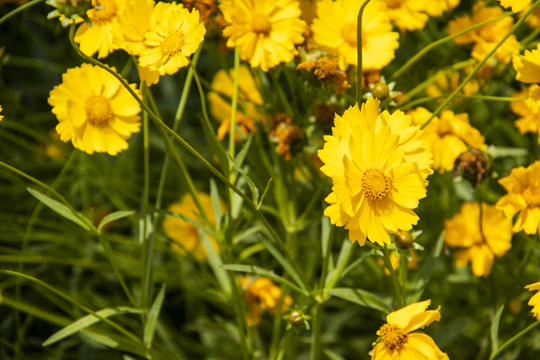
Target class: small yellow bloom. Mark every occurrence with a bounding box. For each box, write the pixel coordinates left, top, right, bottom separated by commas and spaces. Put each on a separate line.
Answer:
242, 277, 293, 326
319, 98, 431, 246
220, 0, 306, 72
525, 281, 540, 320
48, 63, 141, 155
0, 105, 3, 122
374, 0, 456, 32
498, 0, 531, 13
75, 0, 126, 58
449, 1, 519, 64
409, 107, 486, 173
312, 0, 399, 70
496, 160, 540, 235
162, 192, 223, 261
371, 300, 448, 360
139, 2, 206, 76
444, 202, 512, 277
510, 87, 540, 142
513, 43, 540, 84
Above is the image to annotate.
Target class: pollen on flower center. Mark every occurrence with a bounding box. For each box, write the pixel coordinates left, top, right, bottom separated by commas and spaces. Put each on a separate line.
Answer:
85, 94, 113, 124
362, 168, 391, 200
88, 0, 118, 26
161, 32, 185, 57
251, 14, 272, 35
341, 22, 359, 47
379, 323, 408, 351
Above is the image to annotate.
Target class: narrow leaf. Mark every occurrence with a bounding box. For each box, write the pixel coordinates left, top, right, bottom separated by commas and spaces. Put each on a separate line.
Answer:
222, 264, 305, 295
257, 178, 273, 208
81, 331, 148, 357
490, 305, 505, 356
326, 288, 392, 314
201, 232, 232, 294
144, 284, 166, 347
209, 179, 223, 232
43, 307, 142, 346
98, 210, 134, 233
27, 187, 92, 231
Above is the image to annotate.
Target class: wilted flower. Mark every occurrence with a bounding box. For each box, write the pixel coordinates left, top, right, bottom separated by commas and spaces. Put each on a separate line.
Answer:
182, 0, 217, 23
371, 300, 448, 360
319, 98, 431, 246
445, 202, 512, 277
48, 64, 141, 155
453, 148, 493, 187
297, 53, 349, 94
242, 277, 293, 326
496, 160, 540, 235
312, 0, 399, 70
220, 0, 306, 72
525, 281, 540, 320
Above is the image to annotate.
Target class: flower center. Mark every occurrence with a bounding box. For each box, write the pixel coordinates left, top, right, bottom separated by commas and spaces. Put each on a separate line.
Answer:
385, 0, 403, 9
85, 94, 112, 124
378, 323, 408, 351
523, 186, 540, 207
88, 0, 118, 26
341, 22, 359, 47
161, 32, 185, 57
362, 168, 391, 200
251, 14, 272, 35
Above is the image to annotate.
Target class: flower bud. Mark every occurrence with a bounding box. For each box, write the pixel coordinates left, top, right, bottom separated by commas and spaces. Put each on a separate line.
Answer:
395, 230, 414, 249
371, 82, 390, 100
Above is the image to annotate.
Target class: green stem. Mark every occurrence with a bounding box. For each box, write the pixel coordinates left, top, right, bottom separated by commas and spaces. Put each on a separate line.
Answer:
421, 0, 540, 129
310, 302, 323, 360
489, 321, 540, 360
382, 246, 404, 308
391, 12, 513, 80
229, 47, 240, 163
0, 0, 44, 26
355, 0, 371, 103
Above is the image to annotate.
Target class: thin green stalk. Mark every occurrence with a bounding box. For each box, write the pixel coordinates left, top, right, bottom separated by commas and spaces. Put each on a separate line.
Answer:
382, 246, 404, 308
422, 0, 540, 129
391, 11, 512, 80
310, 302, 323, 360
229, 47, 241, 212
2, 295, 71, 326
355, 0, 371, 103
489, 321, 540, 360
141, 86, 153, 308
0, 0, 44, 25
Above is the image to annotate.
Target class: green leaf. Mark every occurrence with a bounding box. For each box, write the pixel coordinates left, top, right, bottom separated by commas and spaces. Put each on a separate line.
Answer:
43, 307, 142, 346
490, 305, 505, 356
229, 155, 259, 204
209, 179, 223, 232
201, 232, 232, 294
27, 187, 93, 231
325, 240, 353, 289
81, 331, 148, 357
144, 284, 166, 347
97, 210, 134, 234
408, 231, 445, 304
326, 288, 392, 314
222, 264, 306, 295
257, 178, 273, 208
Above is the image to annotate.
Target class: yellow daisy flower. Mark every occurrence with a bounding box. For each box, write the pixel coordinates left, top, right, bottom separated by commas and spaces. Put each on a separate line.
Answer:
422, 0, 459, 17
371, 300, 448, 360
74, 0, 126, 58
319, 98, 430, 246
409, 107, 486, 173
241, 277, 293, 326
525, 281, 540, 320
312, 0, 399, 70
208, 64, 264, 141
498, 0, 531, 13
510, 87, 540, 142
113, 0, 155, 57
496, 160, 540, 235
449, 1, 519, 64
374, 0, 429, 32
513, 43, 540, 84
48, 63, 141, 156
139, 2, 206, 76
219, 0, 306, 72
162, 192, 223, 261
444, 202, 512, 277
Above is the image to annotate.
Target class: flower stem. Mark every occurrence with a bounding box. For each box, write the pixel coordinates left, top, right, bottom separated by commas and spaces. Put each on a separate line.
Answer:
355, 0, 371, 104
489, 321, 540, 360
0, 0, 44, 26
310, 301, 323, 360
382, 246, 404, 308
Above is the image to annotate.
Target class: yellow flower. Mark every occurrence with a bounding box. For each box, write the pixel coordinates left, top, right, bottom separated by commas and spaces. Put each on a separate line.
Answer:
208, 65, 264, 141
371, 300, 448, 360
498, 0, 531, 13
444, 202, 512, 277
139, 2, 206, 76
409, 107, 486, 173
422, 0, 459, 17
113, 0, 155, 57
449, 1, 519, 64
242, 277, 293, 326
513, 43, 540, 84
425, 69, 481, 101
378, 249, 420, 276
496, 160, 540, 235
510, 87, 540, 141
318, 98, 431, 246
48, 63, 141, 155
373, 0, 430, 32
312, 0, 399, 70
162, 192, 223, 261
75, 0, 126, 58
220, 0, 306, 72
525, 281, 540, 320
0, 105, 3, 122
